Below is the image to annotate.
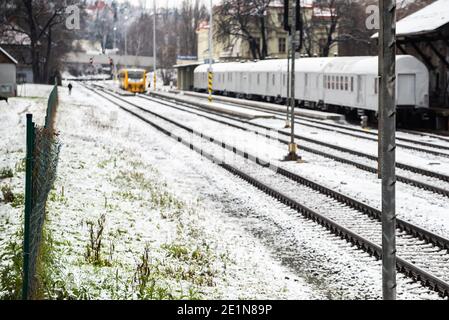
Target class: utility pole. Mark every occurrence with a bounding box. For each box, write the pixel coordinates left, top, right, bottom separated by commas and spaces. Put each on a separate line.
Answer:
379, 0, 397, 300
153, 0, 157, 91
284, 0, 300, 161
124, 15, 128, 68
285, 37, 291, 128
208, 0, 214, 103
113, 26, 117, 51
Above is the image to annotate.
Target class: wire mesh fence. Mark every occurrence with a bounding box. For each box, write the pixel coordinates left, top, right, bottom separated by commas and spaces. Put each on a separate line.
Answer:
22, 84, 61, 300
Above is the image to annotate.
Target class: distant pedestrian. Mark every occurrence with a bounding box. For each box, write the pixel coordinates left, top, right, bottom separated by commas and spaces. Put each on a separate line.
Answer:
68, 83, 73, 95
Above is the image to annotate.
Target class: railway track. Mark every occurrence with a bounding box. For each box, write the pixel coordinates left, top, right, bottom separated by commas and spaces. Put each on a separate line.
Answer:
84, 84, 449, 297
133, 92, 449, 198
181, 92, 449, 157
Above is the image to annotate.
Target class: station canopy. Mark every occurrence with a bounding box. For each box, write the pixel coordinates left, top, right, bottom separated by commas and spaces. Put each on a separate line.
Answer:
372, 0, 449, 38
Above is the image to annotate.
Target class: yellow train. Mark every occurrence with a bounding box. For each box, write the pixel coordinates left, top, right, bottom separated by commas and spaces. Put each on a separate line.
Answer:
118, 68, 147, 93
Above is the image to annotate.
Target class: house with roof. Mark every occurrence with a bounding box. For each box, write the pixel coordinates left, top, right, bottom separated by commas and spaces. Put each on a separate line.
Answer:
0, 29, 34, 84
196, 0, 338, 63
0, 46, 18, 97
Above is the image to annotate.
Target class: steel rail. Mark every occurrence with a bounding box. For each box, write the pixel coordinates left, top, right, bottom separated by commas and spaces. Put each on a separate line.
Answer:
135, 92, 449, 197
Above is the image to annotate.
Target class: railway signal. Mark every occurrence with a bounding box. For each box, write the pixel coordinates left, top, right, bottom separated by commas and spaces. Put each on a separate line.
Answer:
208, 0, 214, 103
379, 0, 397, 300
283, 0, 301, 34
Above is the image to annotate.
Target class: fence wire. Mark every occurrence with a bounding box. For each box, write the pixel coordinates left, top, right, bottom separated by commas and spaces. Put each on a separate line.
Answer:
23, 84, 61, 300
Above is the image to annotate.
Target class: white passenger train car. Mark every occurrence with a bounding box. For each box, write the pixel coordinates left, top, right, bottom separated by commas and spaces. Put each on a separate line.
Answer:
193, 56, 429, 118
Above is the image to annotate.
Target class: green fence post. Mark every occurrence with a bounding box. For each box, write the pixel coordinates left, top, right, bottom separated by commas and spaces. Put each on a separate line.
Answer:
22, 113, 34, 300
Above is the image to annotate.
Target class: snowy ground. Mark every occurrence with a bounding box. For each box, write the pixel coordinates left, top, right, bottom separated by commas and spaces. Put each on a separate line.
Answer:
113, 93, 449, 240
0, 83, 444, 300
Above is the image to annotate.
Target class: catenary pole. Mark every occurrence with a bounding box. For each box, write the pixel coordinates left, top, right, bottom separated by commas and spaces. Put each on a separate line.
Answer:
125, 16, 128, 68
379, 0, 397, 300
153, 0, 157, 90
286, 36, 291, 128
285, 0, 299, 161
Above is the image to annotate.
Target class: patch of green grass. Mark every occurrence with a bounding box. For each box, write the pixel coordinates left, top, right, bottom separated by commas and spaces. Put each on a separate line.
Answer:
48, 189, 67, 205
162, 244, 189, 260
113, 170, 185, 215
160, 243, 215, 287
116, 190, 143, 201
1, 185, 24, 208
15, 159, 26, 173
0, 230, 23, 300
0, 168, 14, 179
132, 244, 203, 300
84, 213, 113, 267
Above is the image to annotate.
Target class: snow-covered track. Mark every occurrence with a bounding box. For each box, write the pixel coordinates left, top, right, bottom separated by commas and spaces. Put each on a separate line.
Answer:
178, 92, 449, 156
136, 93, 449, 198
84, 84, 449, 297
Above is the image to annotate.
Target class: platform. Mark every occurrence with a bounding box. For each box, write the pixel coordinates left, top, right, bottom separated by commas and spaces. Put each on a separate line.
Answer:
178, 91, 345, 121
148, 91, 275, 120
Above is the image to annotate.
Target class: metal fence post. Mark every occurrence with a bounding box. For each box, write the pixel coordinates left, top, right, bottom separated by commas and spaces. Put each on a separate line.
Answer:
379, 0, 397, 300
22, 113, 35, 300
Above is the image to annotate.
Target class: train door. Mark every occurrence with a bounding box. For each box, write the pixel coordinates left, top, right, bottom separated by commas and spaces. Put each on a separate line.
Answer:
266, 72, 270, 97
241, 72, 248, 95
398, 74, 416, 106
356, 75, 365, 107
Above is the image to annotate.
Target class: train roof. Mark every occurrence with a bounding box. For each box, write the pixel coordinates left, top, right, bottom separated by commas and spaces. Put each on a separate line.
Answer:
119, 68, 146, 72
194, 55, 427, 75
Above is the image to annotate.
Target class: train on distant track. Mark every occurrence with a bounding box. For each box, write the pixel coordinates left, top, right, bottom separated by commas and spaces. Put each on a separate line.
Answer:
118, 68, 147, 93
193, 55, 429, 122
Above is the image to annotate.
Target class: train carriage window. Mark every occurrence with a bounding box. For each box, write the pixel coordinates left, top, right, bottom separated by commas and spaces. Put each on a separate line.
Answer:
350, 77, 354, 92
257, 74, 260, 85
331, 76, 335, 90
272, 74, 276, 86
323, 75, 326, 88
305, 73, 308, 88
336, 76, 339, 90
374, 77, 378, 94
345, 77, 348, 91
327, 76, 330, 89
340, 76, 344, 90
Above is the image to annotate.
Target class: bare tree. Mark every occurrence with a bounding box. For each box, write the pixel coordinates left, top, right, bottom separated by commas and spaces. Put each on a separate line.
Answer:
336, 0, 376, 56
215, 0, 274, 60
0, 0, 80, 83
178, 0, 209, 57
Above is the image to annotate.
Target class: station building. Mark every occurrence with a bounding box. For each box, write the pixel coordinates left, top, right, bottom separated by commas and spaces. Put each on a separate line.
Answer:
393, 0, 449, 110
